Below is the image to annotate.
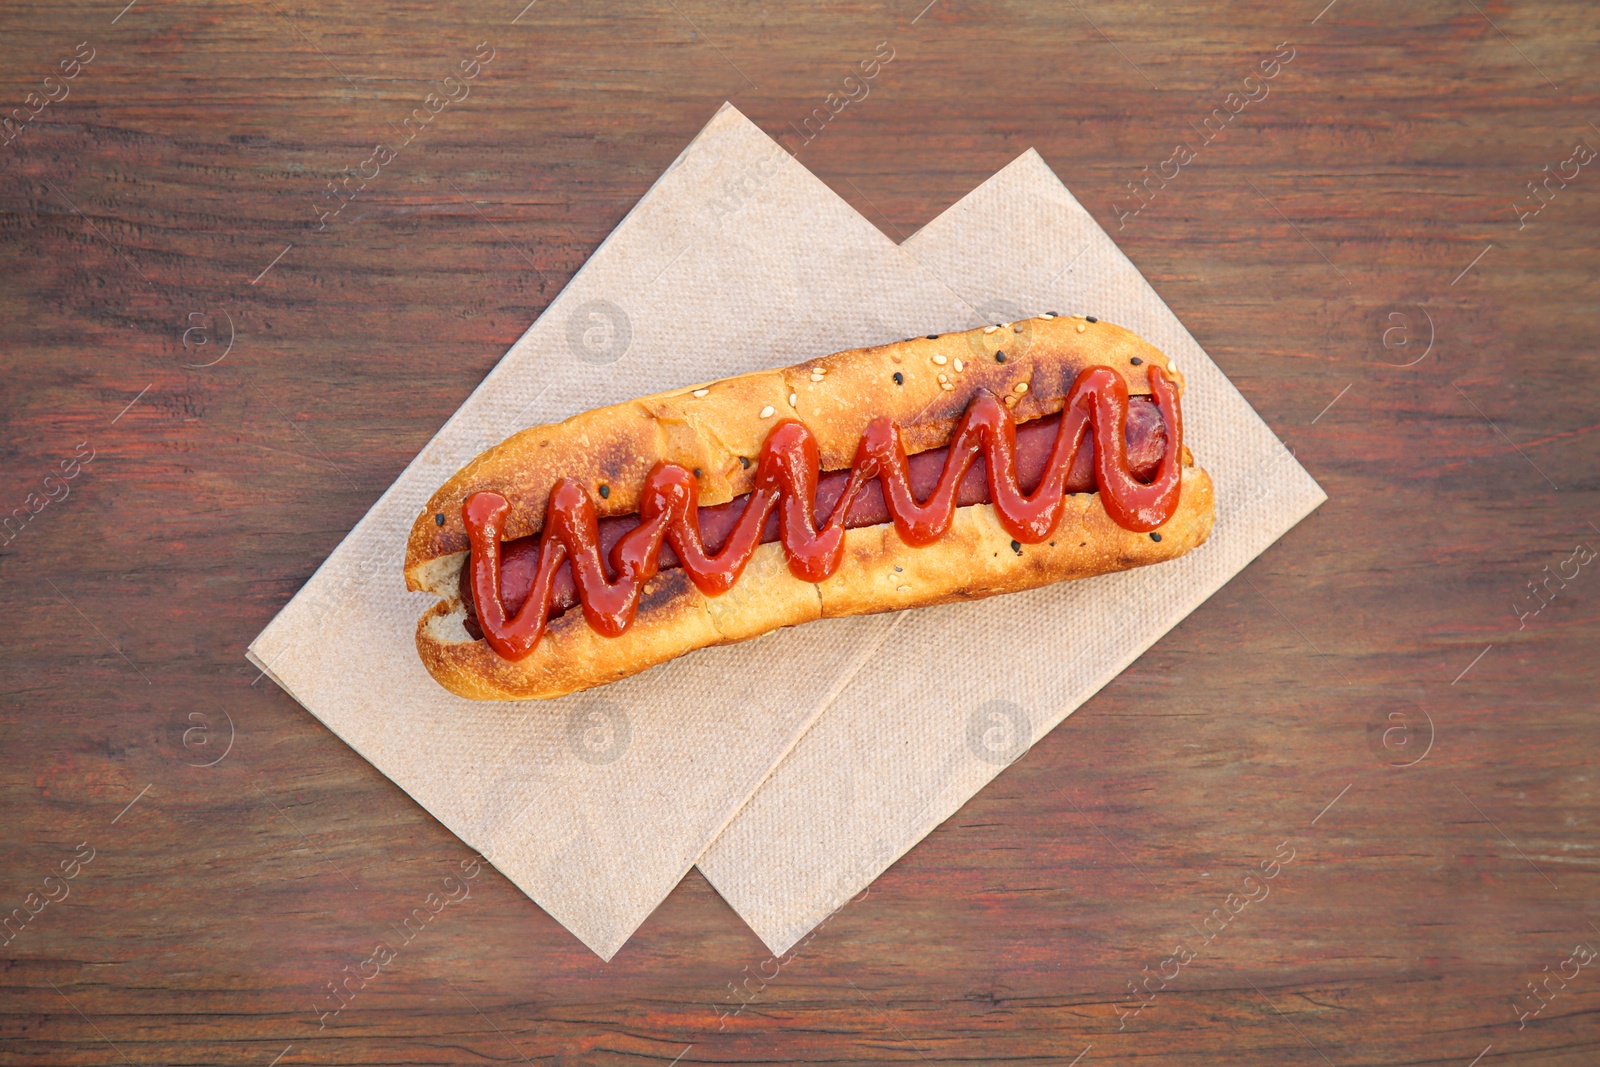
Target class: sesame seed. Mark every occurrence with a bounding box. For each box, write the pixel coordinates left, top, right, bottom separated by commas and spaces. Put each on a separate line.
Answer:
740, 456, 750, 469
599, 485, 610, 498
1049, 311, 1061, 317
693, 388, 709, 397
983, 325, 999, 334
894, 565, 903, 572
891, 352, 903, 363
933, 354, 948, 365
1004, 395, 1018, 407
893, 371, 904, 385
995, 351, 1006, 363
1014, 324, 1024, 332
926, 334, 939, 340
1040, 312, 1055, 319
1076, 323, 1086, 333
789, 392, 797, 407
941, 382, 954, 391
1130, 357, 1143, 365
953, 358, 964, 371
759, 405, 775, 418
1150, 532, 1162, 542
1014, 382, 1028, 394
434, 512, 445, 526
1010, 540, 1022, 555
1086, 316, 1098, 323
937, 372, 948, 383
897, 585, 911, 593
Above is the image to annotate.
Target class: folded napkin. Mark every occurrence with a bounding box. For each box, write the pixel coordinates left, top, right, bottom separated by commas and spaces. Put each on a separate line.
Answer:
250, 104, 983, 959
696, 149, 1326, 955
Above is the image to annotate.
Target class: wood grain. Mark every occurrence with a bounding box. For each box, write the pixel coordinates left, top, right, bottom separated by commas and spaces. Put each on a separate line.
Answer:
2, 0, 1597, 1063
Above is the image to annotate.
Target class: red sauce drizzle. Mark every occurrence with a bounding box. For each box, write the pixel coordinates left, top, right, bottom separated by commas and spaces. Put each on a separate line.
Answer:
463, 364, 1182, 661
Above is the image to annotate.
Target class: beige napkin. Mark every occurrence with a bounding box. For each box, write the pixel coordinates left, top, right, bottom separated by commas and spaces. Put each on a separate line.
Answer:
248, 103, 982, 960
696, 149, 1326, 955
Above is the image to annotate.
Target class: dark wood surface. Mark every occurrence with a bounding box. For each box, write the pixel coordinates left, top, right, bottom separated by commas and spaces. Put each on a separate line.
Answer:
3, 0, 1597, 1063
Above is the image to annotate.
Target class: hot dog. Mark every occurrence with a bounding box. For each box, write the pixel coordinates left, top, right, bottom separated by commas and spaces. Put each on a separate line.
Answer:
456, 398, 1171, 638
405, 314, 1215, 700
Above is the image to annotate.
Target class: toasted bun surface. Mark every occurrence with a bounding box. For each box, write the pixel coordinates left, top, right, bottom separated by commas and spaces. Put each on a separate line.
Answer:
406, 315, 1213, 701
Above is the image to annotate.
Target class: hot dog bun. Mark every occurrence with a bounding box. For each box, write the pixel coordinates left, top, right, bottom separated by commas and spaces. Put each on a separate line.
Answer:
405, 315, 1215, 700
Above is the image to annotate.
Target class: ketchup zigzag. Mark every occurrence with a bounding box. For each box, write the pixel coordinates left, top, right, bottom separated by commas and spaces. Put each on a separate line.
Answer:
464, 364, 1183, 662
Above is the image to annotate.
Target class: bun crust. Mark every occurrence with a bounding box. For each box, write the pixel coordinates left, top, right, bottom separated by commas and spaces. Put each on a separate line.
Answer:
405, 316, 1214, 701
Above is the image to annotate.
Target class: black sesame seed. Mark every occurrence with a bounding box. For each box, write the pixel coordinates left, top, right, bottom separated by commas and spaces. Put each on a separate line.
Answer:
894, 565, 903, 572
1010, 540, 1022, 555
926, 334, 939, 340
598, 485, 610, 499
893, 371, 904, 385
1150, 532, 1162, 542
693, 468, 702, 477
435, 512, 445, 526
1048, 311, 1060, 317
1086, 315, 1098, 323
995, 351, 1007, 363
1130, 356, 1143, 365
740, 456, 750, 469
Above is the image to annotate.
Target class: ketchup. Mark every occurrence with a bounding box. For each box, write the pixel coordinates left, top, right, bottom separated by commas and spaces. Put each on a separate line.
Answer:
463, 365, 1183, 661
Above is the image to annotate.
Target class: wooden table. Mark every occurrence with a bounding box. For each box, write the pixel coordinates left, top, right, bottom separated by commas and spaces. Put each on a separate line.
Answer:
4, 0, 1597, 1063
